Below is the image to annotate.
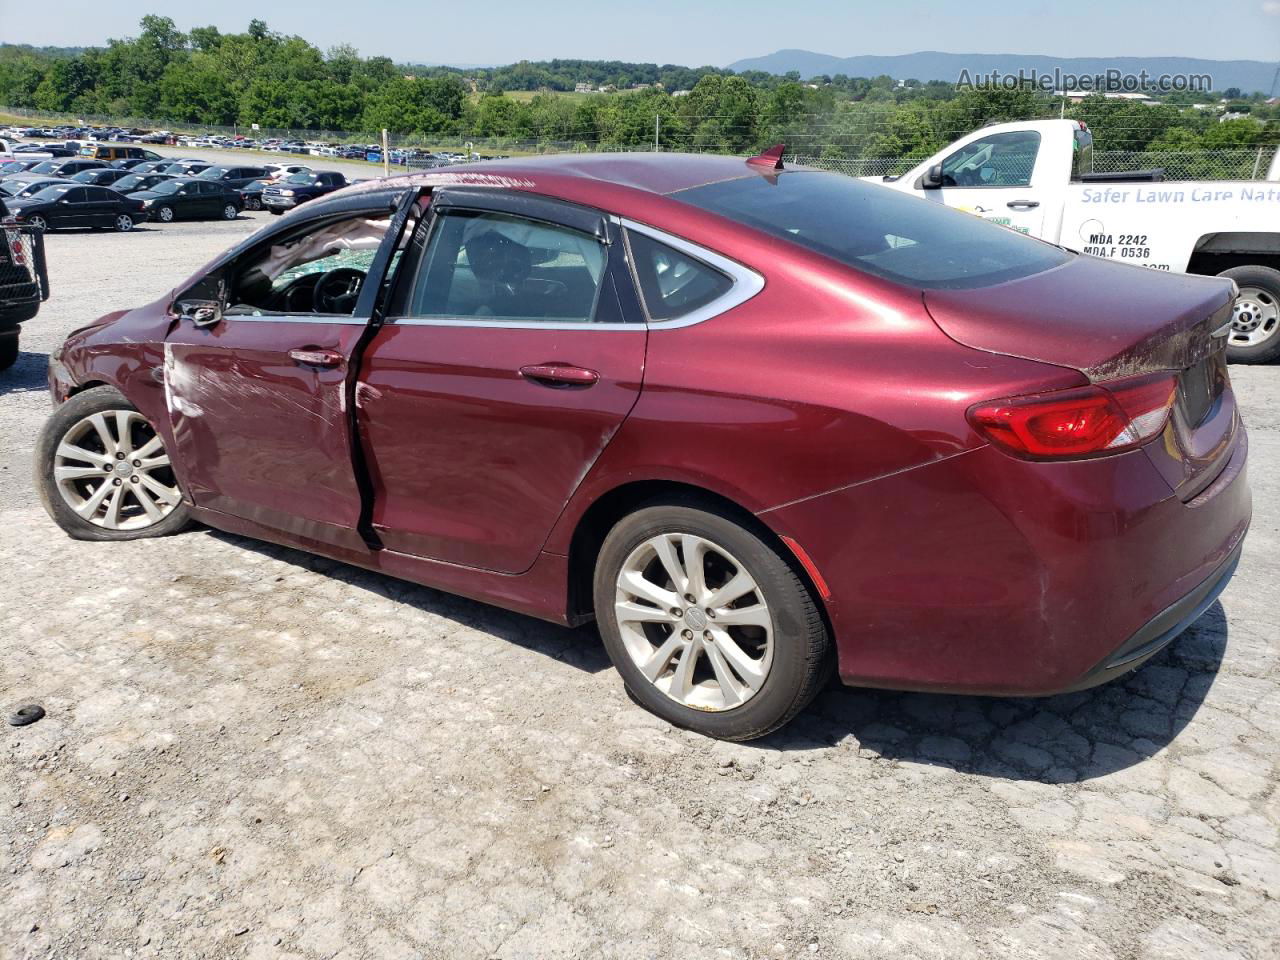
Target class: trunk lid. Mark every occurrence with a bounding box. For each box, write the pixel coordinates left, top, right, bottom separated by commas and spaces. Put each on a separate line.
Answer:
924, 254, 1239, 499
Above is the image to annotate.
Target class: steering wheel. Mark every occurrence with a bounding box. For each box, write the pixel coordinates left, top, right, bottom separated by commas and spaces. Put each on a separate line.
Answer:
313, 267, 366, 314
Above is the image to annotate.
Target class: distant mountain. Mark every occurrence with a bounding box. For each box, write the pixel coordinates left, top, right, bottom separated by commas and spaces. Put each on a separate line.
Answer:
727, 50, 1278, 94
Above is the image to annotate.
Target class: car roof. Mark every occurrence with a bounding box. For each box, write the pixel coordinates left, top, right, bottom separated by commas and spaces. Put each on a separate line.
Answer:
337, 152, 777, 206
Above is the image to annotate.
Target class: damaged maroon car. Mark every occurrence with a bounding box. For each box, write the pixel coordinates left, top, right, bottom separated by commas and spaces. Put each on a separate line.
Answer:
37, 152, 1250, 740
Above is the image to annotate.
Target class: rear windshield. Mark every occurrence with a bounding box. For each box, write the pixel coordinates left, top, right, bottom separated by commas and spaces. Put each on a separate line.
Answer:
675, 171, 1071, 290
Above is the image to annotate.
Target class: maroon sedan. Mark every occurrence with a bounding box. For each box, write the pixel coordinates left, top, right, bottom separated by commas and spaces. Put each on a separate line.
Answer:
37, 152, 1250, 740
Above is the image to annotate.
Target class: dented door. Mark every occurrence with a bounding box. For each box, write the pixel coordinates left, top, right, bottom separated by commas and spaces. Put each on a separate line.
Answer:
163, 316, 369, 550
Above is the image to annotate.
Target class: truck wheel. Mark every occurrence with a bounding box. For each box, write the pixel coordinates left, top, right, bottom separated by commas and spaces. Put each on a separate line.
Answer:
1220, 265, 1280, 364
0, 333, 17, 372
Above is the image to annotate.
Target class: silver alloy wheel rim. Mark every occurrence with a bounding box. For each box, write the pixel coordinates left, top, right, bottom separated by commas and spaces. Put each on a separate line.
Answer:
615, 533, 774, 712
159, 207, 173, 222
1230, 286, 1279, 348
115, 215, 133, 231
30, 216, 47, 231
54, 409, 181, 530
223, 204, 236, 220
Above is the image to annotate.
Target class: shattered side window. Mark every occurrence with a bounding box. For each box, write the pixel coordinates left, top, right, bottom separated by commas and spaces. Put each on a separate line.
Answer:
227, 215, 393, 316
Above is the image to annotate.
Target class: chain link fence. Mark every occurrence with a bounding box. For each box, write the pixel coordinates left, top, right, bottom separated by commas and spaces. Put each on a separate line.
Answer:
792, 147, 1279, 182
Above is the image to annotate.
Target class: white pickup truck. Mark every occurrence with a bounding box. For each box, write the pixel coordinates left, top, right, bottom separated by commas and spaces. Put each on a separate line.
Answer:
0, 137, 56, 163
875, 119, 1280, 363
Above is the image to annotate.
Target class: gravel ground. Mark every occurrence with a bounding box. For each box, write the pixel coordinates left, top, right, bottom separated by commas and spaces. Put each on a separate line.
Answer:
1, 218, 1279, 960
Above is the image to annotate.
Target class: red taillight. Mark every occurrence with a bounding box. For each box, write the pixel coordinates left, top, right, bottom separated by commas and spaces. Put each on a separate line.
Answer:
968, 373, 1177, 459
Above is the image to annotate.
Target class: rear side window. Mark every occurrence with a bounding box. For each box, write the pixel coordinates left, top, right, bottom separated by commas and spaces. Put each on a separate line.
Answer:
626, 231, 733, 321
405, 210, 607, 323
676, 171, 1070, 290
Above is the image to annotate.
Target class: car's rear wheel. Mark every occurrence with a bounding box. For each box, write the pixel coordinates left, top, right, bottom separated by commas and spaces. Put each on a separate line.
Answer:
35, 386, 191, 541
114, 214, 135, 232
155, 205, 174, 223
221, 203, 238, 221
1221, 265, 1280, 364
593, 503, 830, 741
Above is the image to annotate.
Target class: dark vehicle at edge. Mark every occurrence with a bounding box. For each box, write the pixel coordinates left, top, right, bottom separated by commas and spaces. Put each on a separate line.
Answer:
127, 177, 243, 223
263, 171, 348, 214
6, 183, 147, 233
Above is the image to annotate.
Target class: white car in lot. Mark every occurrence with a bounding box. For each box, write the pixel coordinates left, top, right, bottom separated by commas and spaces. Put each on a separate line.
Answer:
876, 119, 1280, 363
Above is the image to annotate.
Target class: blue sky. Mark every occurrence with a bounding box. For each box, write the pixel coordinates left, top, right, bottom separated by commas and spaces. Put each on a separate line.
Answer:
2, 0, 1278, 65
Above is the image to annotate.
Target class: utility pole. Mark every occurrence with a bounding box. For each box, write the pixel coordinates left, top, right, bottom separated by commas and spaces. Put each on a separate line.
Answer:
382, 128, 390, 178
655, 114, 660, 152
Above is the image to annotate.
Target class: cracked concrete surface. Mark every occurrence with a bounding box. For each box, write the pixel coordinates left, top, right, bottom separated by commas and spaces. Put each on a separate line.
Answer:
2, 217, 1279, 959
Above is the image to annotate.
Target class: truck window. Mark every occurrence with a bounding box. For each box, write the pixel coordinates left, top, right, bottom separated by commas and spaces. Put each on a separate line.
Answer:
1071, 128, 1094, 181
939, 131, 1040, 188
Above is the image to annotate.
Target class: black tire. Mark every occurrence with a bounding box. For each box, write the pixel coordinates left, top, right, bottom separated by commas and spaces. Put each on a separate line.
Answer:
593, 503, 830, 741
114, 214, 135, 233
27, 215, 49, 233
1219, 265, 1280, 365
0, 332, 17, 372
245, 196, 261, 211
35, 385, 192, 542
155, 205, 175, 224
268, 207, 283, 216
221, 203, 238, 221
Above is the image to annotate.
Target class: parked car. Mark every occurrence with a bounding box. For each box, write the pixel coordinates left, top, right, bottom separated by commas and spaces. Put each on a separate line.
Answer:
34, 153, 1251, 740
155, 159, 211, 178
72, 167, 136, 187
6, 182, 146, 232
261, 162, 309, 179
20, 158, 108, 180
239, 178, 270, 211
195, 165, 270, 190
262, 170, 348, 213
110, 172, 174, 195
1, 177, 74, 200
0, 220, 49, 371
0, 159, 46, 178
79, 144, 163, 165
126, 177, 243, 223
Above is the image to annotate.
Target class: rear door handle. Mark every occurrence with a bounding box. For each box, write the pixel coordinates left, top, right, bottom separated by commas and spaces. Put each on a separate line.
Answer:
289, 347, 344, 368
1007, 199, 1040, 209
519, 363, 600, 388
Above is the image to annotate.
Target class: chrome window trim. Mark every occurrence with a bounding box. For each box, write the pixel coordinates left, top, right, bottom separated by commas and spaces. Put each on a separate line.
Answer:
387, 317, 637, 331
221, 313, 369, 325
619, 218, 764, 330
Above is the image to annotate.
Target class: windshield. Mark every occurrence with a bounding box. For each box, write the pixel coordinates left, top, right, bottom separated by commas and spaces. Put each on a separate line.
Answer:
197, 167, 229, 179
285, 173, 316, 184
676, 171, 1071, 291
149, 180, 184, 195
115, 174, 146, 190
32, 184, 74, 200
29, 161, 60, 174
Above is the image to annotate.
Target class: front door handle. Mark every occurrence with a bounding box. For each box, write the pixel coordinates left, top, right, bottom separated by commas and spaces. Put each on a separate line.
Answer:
289, 347, 344, 368
1007, 199, 1040, 209
519, 363, 600, 388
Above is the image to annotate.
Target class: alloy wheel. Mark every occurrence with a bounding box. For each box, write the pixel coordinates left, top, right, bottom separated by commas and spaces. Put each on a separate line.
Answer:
158, 206, 174, 223
28, 215, 47, 232
1230, 286, 1279, 348
53, 410, 182, 530
222, 204, 237, 220
115, 214, 134, 232
614, 533, 774, 711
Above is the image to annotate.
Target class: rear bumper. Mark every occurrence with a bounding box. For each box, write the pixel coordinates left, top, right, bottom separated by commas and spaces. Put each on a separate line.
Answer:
764, 426, 1250, 696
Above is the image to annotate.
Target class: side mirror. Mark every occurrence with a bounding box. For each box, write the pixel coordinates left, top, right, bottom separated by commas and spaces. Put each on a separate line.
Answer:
919, 164, 944, 190
178, 299, 222, 327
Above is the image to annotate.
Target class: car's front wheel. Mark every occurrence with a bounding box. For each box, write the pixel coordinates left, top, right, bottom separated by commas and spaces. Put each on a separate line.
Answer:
245, 196, 261, 211
155, 205, 175, 223
35, 386, 191, 541
593, 503, 830, 741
